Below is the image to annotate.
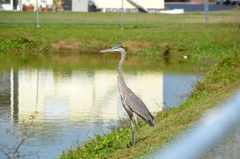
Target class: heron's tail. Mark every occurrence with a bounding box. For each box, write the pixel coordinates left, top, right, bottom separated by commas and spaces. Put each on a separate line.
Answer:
143, 112, 155, 127
147, 118, 155, 127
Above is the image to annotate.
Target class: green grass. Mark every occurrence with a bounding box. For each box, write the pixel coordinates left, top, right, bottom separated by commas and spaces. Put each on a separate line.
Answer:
0, 8, 240, 158
0, 8, 240, 58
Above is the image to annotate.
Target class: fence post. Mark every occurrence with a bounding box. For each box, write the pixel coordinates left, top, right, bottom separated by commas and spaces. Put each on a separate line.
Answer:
204, 0, 209, 24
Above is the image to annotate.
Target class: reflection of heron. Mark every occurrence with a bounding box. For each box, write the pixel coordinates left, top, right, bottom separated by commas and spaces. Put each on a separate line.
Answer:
101, 45, 155, 146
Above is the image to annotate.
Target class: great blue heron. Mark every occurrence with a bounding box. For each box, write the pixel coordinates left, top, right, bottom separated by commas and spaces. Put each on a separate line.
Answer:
100, 45, 155, 146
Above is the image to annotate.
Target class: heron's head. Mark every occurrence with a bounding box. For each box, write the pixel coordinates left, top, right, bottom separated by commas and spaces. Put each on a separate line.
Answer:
100, 45, 125, 53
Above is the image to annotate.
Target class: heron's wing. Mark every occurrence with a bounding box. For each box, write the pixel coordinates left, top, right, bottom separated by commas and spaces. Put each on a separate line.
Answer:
124, 88, 155, 126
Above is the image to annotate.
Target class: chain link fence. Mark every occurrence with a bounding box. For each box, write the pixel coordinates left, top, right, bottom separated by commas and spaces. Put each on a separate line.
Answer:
2, 0, 238, 27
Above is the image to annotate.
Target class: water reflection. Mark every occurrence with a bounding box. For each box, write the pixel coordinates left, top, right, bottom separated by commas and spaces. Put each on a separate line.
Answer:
16, 69, 162, 123
0, 54, 206, 158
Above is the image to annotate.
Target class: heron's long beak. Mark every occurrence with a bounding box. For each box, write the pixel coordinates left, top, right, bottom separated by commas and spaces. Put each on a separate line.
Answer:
100, 48, 114, 53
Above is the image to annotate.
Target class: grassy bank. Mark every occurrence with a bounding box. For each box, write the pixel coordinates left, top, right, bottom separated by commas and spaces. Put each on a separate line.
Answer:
0, 8, 240, 58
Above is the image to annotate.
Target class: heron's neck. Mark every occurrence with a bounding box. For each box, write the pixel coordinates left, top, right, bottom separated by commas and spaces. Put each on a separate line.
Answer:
117, 51, 127, 89
118, 51, 126, 70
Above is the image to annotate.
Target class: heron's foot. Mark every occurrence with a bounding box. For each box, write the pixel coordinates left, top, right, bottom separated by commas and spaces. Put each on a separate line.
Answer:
131, 140, 136, 146
131, 137, 137, 146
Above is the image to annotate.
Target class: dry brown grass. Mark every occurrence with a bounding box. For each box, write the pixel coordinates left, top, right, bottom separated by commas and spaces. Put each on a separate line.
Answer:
51, 39, 82, 50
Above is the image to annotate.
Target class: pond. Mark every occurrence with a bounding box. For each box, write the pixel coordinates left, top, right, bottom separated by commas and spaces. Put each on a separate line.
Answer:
0, 53, 209, 158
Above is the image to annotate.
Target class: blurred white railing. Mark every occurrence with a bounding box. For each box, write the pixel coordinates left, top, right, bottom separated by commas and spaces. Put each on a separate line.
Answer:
151, 90, 240, 159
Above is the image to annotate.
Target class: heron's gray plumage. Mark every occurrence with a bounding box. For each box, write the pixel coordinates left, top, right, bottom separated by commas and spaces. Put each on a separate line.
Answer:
100, 45, 155, 145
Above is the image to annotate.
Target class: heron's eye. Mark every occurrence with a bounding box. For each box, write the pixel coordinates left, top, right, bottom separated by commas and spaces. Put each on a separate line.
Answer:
118, 45, 124, 49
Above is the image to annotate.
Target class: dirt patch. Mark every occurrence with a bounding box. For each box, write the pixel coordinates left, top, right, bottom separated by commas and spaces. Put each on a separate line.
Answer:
121, 41, 151, 52
51, 39, 82, 50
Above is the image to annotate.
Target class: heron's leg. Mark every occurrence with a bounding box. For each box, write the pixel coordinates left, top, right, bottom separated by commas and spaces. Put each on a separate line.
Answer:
133, 113, 139, 141
130, 121, 136, 146
130, 118, 136, 146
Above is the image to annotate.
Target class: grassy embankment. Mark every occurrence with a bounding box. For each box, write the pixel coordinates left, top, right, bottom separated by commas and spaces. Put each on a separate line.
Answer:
0, 8, 239, 58
0, 8, 240, 158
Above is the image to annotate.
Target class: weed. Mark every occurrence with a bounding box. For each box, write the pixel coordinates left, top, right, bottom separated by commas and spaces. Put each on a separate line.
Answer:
59, 128, 131, 158
0, 111, 39, 159
0, 37, 43, 52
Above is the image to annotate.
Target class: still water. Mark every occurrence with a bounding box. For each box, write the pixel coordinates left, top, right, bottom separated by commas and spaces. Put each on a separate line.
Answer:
0, 53, 208, 158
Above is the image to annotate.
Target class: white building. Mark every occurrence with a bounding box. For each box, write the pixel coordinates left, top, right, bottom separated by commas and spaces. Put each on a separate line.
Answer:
94, 0, 164, 13
1, 0, 164, 12
1, 0, 53, 11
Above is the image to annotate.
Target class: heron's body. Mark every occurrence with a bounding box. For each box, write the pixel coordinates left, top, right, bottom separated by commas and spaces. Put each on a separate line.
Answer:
117, 60, 155, 127
101, 45, 155, 145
